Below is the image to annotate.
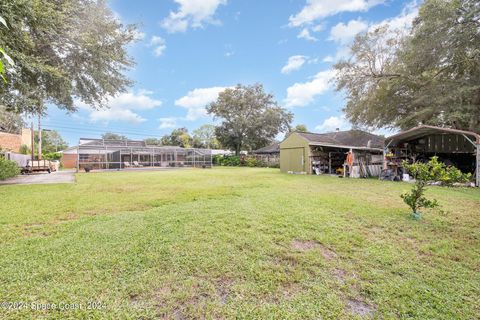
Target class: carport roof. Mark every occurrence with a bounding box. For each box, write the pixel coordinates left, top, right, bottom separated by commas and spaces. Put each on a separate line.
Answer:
296, 130, 384, 150
385, 125, 480, 145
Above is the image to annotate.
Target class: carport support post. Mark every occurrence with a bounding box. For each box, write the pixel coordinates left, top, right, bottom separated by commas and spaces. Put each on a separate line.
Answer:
476, 144, 479, 187
76, 147, 79, 173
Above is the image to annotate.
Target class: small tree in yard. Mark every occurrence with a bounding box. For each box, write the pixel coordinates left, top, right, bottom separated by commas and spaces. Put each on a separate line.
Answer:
401, 157, 471, 219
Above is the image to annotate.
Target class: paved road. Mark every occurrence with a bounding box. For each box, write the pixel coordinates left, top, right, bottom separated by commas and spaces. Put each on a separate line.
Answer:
0, 170, 75, 186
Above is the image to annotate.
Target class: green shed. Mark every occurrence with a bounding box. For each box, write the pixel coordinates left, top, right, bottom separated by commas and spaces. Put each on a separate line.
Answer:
280, 133, 311, 173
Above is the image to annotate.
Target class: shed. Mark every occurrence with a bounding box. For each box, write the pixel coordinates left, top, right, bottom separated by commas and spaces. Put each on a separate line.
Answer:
280, 130, 384, 176
384, 125, 480, 186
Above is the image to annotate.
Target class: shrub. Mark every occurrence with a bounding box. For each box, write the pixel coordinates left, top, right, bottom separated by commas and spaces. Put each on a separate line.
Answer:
401, 156, 470, 219
43, 152, 62, 161
0, 157, 20, 180
219, 155, 241, 166
245, 157, 257, 167
19, 144, 30, 155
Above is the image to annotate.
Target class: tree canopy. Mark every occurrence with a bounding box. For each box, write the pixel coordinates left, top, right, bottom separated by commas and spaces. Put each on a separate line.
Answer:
290, 124, 308, 133
192, 124, 220, 149
0, 0, 136, 115
0, 104, 24, 133
35, 130, 68, 153
160, 128, 192, 148
207, 84, 292, 155
334, 0, 480, 132
102, 132, 128, 140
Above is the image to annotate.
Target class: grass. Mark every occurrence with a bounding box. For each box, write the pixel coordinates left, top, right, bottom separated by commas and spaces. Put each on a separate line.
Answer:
0, 167, 479, 319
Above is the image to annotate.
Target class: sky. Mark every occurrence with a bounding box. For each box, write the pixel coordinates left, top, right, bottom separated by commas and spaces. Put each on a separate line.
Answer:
41, 0, 420, 146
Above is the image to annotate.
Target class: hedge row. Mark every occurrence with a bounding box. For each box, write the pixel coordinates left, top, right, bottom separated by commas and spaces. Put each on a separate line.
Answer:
213, 155, 279, 168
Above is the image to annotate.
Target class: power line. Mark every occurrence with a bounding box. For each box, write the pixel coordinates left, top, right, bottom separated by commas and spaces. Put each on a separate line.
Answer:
43, 120, 163, 136
42, 124, 164, 139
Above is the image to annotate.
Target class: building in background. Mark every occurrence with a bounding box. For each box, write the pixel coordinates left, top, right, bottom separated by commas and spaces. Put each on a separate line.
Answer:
0, 128, 32, 153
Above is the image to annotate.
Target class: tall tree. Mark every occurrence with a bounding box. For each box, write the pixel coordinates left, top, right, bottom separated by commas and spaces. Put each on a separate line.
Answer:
0, 104, 24, 133
207, 84, 292, 155
334, 0, 480, 132
0, 0, 136, 115
290, 124, 308, 133
35, 130, 68, 153
160, 128, 192, 148
192, 124, 219, 149
0, 15, 14, 84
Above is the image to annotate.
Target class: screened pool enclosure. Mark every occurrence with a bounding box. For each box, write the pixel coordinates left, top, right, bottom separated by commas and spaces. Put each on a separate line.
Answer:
76, 138, 212, 171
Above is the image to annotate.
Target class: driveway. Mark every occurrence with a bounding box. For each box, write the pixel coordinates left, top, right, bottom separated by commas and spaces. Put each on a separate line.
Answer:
0, 170, 75, 186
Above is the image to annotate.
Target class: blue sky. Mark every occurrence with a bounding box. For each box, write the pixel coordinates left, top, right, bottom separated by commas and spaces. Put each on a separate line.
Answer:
41, 0, 419, 146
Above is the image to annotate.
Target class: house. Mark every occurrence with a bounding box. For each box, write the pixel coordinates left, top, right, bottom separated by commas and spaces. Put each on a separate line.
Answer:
280, 129, 384, 176
252, 142, 280, 167
61, 138, 212, 170
253, 142, 280, 156
384, 125, 479, 186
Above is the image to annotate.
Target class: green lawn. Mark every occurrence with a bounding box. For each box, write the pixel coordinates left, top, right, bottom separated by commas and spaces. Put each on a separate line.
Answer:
0, 168, 479, 319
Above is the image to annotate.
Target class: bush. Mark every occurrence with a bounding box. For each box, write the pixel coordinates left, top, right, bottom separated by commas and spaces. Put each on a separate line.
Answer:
245, 157, 257, 167
213, 154, 275, 168
401, 156, 470, 219
214, 155, 241, 166
0, 157, 20, 180
43, 152, 62, 161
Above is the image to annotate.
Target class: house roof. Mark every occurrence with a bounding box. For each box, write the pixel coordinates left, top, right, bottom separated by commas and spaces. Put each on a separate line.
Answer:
385, 125, 480, 145
296, 130, 384, 150
253, 142, 280, 154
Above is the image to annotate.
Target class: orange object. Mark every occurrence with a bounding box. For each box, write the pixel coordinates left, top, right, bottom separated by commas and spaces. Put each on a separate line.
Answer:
346, 151, 354, 167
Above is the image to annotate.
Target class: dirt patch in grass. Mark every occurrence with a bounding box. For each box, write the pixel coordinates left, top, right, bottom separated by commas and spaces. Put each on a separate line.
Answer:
345, 298, 375, 318
291, 239, 338, 261
215, 277, 232, 305
332, 268, 347, 284
320, 246, 337, 261
291, 239, 320, 251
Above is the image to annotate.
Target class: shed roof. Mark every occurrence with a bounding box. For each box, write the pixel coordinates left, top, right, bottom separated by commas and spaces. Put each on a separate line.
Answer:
295, 130, 384, 150
385, 125, 480, 145
253, 142, 280, 154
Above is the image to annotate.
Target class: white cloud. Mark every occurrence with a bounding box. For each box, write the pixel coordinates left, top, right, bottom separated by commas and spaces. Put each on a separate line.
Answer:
149, 36, 166, 57
82, 91, 162, 124
161, 0, 227, 33
159, 117, 178, 129
90, 109, 147, 124
297, 28, 318, 41
322, 55, 334, 63
284, 70, 335, 107
329, 19, 368, 44
281, 55, 308, 74
289, 0, 384, 27
370, 1, 418, 33
175, 86, 229, 120
315, 116, 350, 132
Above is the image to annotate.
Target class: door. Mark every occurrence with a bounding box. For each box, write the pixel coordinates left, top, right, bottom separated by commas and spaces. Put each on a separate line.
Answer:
286, 147, 305, 172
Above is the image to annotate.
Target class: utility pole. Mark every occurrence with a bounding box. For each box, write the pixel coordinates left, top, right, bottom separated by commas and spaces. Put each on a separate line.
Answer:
38, 115, 42, 160
30, 122, 35, 162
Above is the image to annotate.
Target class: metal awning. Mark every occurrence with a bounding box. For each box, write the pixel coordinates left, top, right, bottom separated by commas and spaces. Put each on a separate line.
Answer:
385, 125, 480, 146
